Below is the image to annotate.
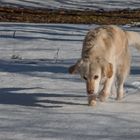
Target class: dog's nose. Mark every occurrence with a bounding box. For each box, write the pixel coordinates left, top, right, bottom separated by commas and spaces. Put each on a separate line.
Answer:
87, 90, 94, 95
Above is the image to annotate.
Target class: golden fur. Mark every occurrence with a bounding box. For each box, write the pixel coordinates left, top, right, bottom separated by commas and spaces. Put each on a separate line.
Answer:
69, 25, 140, 106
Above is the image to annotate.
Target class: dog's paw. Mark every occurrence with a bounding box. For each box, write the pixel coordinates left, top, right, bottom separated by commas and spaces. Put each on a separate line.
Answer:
98, 91, 108, 102
116, 92, 124, 101
88, 99, 96, 106
99, 95, 107, 102
88, 95, 96, 106
116, 96, 123, 101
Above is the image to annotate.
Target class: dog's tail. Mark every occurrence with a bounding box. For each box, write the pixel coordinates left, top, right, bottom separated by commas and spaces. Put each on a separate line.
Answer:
126, 31, 140, 50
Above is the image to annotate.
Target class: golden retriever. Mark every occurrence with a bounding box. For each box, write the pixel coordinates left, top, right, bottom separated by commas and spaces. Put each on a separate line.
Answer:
69, 25, 140, 106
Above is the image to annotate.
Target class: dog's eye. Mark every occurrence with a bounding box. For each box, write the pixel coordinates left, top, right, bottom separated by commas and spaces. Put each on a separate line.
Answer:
83, 76, 87, 80
94, 75, 99, 80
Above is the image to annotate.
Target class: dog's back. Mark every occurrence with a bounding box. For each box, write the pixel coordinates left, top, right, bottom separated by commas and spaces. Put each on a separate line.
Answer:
82, 25, 129, 63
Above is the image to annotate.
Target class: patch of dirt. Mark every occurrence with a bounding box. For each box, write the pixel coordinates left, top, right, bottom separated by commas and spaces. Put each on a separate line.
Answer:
0, 6, 140, 24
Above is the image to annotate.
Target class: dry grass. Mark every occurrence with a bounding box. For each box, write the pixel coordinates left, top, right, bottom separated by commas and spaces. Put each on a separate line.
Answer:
0, 6, 140, 24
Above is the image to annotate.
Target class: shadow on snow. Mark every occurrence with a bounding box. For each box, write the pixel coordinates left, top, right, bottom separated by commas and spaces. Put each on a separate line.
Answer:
0, 59, 85, 108
0, 87, 86, 108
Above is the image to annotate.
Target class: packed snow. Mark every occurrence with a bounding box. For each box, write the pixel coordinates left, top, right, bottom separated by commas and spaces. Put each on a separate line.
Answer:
0, 23, 140, 139
1, 0, 140, 10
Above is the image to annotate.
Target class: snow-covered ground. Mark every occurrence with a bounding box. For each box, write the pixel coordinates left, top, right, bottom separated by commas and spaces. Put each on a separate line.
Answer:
0, 23, 140, 140
1, 0, 140, 10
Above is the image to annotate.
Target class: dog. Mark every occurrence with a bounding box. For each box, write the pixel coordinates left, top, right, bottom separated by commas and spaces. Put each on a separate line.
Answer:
69, 25, 140, 106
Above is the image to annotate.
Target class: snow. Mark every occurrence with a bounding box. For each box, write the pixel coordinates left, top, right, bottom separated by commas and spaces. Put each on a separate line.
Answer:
0, 0, 140, 10
0, 23, 140, 140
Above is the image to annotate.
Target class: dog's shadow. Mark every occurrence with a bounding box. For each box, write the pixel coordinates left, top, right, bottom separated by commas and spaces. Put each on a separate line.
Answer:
0, 88, 86, 108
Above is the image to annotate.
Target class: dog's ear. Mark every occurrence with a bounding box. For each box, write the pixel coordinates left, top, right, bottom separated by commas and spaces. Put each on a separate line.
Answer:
103, 63, 113, 78
68, 59, 83, 74
106, 63, 113, 78
96, 57, 113, 78
68, 64, 78, 74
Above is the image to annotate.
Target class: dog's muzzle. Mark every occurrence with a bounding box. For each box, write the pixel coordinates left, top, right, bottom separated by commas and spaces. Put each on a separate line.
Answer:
87, 90, 94, 95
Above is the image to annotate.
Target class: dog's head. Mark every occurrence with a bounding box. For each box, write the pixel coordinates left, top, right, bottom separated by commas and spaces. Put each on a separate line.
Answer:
69, 58, 113, 95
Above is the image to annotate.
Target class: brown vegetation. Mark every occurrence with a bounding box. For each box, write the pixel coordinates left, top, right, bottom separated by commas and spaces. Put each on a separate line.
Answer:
0, 6, 140, 24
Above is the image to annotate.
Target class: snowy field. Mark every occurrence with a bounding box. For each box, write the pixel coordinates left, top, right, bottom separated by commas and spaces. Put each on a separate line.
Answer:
1, 0, 140, 10
0, 23, 140, 139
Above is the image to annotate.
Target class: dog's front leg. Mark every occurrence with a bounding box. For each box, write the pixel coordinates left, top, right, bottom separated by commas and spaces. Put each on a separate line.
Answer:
99, 75, 114, 102
116, 75, 125, 100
